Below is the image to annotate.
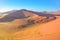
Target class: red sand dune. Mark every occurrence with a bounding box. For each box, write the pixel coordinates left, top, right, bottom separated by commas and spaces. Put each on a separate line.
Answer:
48, 12, 60, 15
13, 17, 60, 40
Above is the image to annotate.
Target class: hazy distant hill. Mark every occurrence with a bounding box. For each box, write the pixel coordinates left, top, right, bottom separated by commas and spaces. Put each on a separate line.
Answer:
0, 9, 57, 22
47, 12, 60, 16
0, 9, 27, 22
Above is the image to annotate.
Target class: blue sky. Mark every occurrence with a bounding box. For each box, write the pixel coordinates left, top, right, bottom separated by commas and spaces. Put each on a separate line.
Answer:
0, 0, 60, 12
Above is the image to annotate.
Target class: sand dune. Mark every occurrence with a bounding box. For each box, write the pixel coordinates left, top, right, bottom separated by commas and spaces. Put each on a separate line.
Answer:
13, 17, 60, 40
48, 12, 60, 15
0, 9, 60, 40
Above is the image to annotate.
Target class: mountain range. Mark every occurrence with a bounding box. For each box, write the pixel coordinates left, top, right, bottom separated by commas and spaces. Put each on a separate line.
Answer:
0, 9, 60, 22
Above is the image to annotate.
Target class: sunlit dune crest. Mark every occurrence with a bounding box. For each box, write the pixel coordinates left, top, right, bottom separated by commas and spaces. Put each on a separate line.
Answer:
0, 14, 8, 18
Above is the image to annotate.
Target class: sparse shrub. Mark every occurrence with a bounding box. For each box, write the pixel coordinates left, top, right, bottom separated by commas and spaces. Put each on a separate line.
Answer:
18, 20, 35, 29
18, 24, 27, 29
27, 20, 35, 25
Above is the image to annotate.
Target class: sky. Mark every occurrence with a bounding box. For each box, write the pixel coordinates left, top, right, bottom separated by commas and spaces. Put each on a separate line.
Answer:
0, 0, 60, 12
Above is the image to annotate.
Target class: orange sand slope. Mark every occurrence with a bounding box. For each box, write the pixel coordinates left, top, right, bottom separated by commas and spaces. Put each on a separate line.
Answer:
12, 17, 60, 40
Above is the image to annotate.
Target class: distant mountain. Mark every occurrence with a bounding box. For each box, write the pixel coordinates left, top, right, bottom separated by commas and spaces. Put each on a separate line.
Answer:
0, 9, 59, 22
0, 9, 27, 22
